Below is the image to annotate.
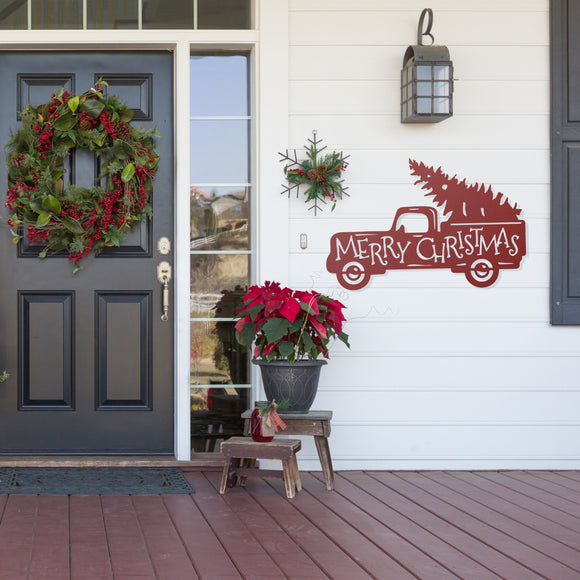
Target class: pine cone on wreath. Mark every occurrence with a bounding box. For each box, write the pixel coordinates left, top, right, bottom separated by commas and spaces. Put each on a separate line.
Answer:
29, 169, 41, 185
78, 117, 94, 131
112, 119, 131, 141
10, 152, 27, 168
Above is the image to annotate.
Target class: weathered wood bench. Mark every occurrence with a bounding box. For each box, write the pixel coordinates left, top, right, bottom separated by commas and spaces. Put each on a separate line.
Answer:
219, 437, 302, 499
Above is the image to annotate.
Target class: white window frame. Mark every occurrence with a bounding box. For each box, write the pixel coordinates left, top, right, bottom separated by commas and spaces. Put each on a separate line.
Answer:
0, 0, 288, 460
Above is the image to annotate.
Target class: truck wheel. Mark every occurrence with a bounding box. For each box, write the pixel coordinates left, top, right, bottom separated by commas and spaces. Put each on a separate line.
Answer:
465, 258, 499, 288
338, 261, 371, 290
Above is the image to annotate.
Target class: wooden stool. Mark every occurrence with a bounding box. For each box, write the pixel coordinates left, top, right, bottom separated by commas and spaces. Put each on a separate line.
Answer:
219, 437, 302, 499
243, 409, 335, 490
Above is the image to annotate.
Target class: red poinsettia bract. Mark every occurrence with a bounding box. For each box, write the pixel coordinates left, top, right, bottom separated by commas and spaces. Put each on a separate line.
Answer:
234, 281, 350, 363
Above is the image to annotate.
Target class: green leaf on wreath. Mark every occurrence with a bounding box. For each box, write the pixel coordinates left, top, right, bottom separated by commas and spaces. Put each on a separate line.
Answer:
61, 216, 84, 234
29, 199, 44, 213
121, 109, 134, 123
121, 163, 135, 183
42, 194, 61, 214
53, 112, 78, 132
36, 213, 51, 227
68, 96, 80, 113
79, 99, 105, 119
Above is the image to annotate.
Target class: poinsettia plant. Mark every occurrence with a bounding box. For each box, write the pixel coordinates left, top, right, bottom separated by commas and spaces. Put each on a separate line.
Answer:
234, 281, 350, 363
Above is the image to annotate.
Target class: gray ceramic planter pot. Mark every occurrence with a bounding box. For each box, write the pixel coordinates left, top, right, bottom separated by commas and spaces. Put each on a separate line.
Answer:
254, 360, 327, 413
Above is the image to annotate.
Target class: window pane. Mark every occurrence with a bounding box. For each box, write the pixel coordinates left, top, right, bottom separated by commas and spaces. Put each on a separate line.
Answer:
32, 0, 82, 29
87, 0, 138, 29
0, 0, 27, 29
142, 0, 193, 29
191, 386, 249, 453
190, 321, 249, 385
191, 186, 249, 251
190, 55, 249, 116
190, 119, 249, 183
198, 0, 250, 29
190, 255, 249, 317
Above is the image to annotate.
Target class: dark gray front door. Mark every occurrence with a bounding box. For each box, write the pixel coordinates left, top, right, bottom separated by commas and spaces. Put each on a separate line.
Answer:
0, 51, 174, 454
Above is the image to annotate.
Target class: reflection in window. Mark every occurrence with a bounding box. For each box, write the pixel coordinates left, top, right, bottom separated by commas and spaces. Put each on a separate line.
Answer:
190, 53, 251, 453
0, 0, 27, 29
190, 186, 249, 251
88, 0, 138, 29
32, 0, 82, 29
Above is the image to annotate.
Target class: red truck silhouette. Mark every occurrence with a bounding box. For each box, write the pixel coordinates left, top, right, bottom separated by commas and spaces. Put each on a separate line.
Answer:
326, 206, 527, 289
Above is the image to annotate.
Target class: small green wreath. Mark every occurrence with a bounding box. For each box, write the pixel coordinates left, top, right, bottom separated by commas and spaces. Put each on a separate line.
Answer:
279, 131, 349, 215
4, 80, 160, 273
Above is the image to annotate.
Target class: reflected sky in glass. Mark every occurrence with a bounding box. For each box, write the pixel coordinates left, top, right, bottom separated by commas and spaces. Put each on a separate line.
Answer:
190, 55, 248, 117
190, 119, 249, 183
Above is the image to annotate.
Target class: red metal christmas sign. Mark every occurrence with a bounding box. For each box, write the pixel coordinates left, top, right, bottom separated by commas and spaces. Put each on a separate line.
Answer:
326, 160, 527, 290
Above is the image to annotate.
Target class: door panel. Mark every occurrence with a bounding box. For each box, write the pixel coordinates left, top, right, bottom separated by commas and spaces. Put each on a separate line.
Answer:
0, 52, 174, 453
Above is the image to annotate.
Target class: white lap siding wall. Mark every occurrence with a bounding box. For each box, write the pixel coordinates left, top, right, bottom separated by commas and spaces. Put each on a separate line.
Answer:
281, 0, 576, 469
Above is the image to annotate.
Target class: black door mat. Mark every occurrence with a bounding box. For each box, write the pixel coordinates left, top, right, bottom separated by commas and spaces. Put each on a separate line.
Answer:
0, 467, 195, 495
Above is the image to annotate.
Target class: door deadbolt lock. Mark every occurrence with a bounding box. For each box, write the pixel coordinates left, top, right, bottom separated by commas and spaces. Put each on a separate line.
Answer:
157, 236, 171, 255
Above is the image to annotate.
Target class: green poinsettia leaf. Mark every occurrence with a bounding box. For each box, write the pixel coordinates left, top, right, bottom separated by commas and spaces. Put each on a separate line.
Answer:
42, 194, 61, 214
36, 213, 51, 227
121, 163, 135, 183
278, 341, 295, 358
262, 318, 291, 344
239, 322, 256, 346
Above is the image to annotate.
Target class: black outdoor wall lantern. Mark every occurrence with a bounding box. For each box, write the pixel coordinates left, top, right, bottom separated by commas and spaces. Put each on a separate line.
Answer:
401, 8, 453, 123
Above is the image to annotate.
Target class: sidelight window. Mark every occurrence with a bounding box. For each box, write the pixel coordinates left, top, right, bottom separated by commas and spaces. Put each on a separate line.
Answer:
189, 53, 251, 453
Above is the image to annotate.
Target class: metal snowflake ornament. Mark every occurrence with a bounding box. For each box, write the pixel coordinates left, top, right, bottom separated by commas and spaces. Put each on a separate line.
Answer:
279, 131, 349, 215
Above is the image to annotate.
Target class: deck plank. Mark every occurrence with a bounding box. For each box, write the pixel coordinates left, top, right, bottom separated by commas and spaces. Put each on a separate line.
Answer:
435, 471, 580, 550
69, 496, 113, 580
204, 471, 329, 579
0, 495, 37, 579
343, 471, 540, 579
302, 472, 462, 580
163, 492, 242, 579
132, 495, 199, 580
522, 471, 580, 499
265, 471, 419, 580
101, 495, 157, 579
28, 495, 70, 580
187, 472, 287, 579
375, 471, 578, 580
244, 474, 375, 580
481, 471, 580, 518
318, 471, 496, 579
404, 471, 580, 573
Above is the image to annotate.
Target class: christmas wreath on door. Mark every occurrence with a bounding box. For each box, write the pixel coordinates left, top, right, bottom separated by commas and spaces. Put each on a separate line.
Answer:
4, 81, 160, 273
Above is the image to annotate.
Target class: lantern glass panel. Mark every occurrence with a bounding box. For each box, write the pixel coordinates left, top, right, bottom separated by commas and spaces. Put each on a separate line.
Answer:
417, 98, 432, 114
417, 82, 432, 97
434, 65, 450, 80
434, 81, 449, 96
434, 98, 450, 114
416, 65, 432, 80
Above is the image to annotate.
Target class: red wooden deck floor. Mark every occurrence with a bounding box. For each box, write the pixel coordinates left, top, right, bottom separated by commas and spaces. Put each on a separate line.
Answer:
0, 470, 579, 579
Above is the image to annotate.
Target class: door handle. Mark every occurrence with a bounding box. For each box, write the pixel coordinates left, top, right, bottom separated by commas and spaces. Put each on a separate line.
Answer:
157, 261, 172, 321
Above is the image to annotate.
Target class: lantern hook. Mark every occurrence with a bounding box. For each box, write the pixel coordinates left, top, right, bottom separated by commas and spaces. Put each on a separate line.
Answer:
417, 8, 434, 46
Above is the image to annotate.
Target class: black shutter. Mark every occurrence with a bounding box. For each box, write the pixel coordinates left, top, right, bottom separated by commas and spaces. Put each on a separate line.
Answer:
551, 0, 580, 323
